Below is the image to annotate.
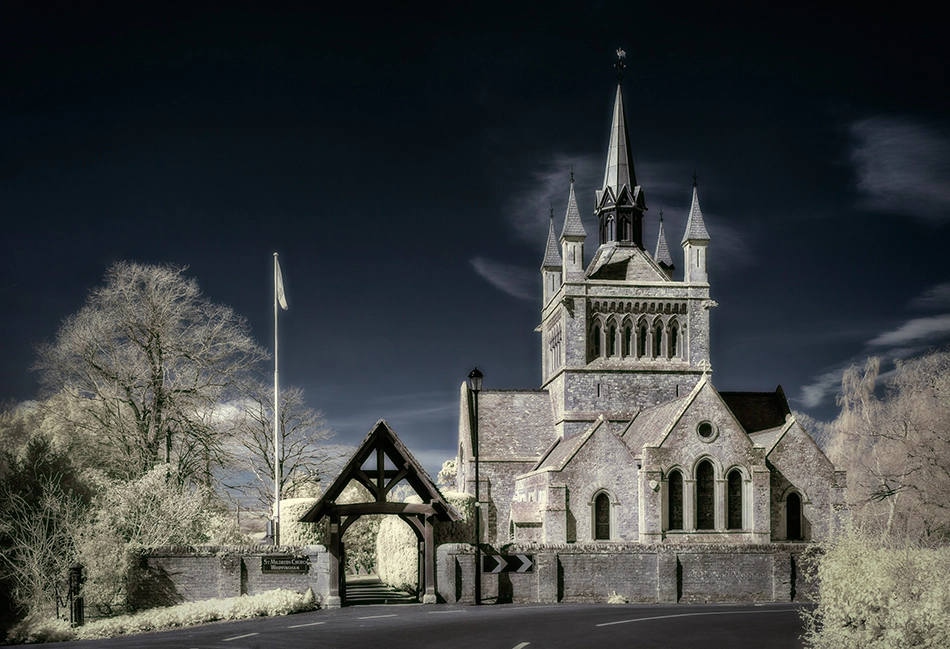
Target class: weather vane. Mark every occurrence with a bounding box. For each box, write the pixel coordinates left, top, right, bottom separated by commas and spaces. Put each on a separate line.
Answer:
550, 204, 554, 220
693, 170, 698, 187
659, 207, 664, 223
615, 48, 626, 80
570, 164, 575, 184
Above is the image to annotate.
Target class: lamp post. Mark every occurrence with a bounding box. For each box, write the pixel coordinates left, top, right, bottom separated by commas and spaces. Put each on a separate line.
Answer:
468, 366, 483, 605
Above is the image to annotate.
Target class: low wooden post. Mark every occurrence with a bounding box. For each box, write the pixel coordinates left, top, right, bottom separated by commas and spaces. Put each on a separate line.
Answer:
423, 512, 436, 603
326, 512, 342, 608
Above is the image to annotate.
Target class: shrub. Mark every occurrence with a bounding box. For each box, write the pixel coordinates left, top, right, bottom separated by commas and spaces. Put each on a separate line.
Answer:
279, 498, 325, 546
375, 491, 474, 592
801, 529, 950, 648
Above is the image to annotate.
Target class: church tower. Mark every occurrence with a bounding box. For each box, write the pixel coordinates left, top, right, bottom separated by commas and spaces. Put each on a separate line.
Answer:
538, 53, 715, 439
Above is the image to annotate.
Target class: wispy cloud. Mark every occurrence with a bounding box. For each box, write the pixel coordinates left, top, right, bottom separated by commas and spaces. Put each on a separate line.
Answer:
850, 117, 950, 222
867, 313, 950, 347
800, 367, 849, 409
470, 256, 536, 300
503, 152, 601, 244
910, 281, 950, 310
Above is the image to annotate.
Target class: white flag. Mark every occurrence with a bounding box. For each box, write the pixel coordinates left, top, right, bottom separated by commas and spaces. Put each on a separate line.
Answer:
276, 258, 288, 310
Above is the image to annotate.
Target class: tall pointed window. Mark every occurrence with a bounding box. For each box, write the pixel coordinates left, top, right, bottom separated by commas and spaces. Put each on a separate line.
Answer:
653, 323, 663, 358
787, 492, 802, 540
638, 323, 648, 358
696, 460, 715, 530
594, 493, 610, 540
668, 470, 684, 531
727, 469, 743, 530
623, 326, 632, 357
668, 322, 679, 358
608, 325, 617, 356
592, 325, 601, 358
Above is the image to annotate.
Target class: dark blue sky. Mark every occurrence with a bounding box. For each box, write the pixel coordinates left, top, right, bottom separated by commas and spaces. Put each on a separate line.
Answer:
3, 4, 948, 475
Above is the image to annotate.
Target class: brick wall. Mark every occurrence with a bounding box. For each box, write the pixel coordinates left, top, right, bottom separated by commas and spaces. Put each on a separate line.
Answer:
129, 546, 331, 610
436, 543, 812, 605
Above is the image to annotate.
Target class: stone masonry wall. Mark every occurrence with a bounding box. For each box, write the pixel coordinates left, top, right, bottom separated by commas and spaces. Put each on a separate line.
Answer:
129, 546, 331, 610
436, 543, 812, 605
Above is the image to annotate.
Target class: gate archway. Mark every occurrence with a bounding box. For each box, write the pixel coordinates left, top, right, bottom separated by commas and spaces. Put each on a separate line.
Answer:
299, 420, 460, 607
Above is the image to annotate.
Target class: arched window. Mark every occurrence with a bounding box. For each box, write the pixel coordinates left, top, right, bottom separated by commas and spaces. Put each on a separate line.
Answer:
653, 323, 663, 358
594, 492, 610, 540
509, 520, 515, 541
727, 469, 743, 530
787, 492, 802, 540
696, 460, 715, 530
668, 322, 679, 358
623, 326, 632, 357
592, 324, 601, 358
608, 325, 617, 356
668, 470, 684, 530
638, 323, 648, 357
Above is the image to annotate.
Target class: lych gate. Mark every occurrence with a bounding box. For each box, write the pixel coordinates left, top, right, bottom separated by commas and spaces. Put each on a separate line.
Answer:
299, 420, 460, 607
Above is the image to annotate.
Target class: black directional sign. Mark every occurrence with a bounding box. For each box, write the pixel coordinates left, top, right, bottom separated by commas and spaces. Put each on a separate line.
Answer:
482, 554, 534, 573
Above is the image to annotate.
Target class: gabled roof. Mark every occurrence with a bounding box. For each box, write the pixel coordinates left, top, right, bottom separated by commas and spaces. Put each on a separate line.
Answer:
299, 419, 460, 523
560, 179, 587, 240
533, 416, 606, 471
476, 390, 557, 460
681, 184, 710, 244
586, 244, 671, 282
621, 395, 690, 453
541, 214, 562, 270
719, 386, 791, 434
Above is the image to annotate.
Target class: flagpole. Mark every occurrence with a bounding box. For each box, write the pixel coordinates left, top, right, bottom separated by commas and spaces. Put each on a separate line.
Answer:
273, 252, 281, 547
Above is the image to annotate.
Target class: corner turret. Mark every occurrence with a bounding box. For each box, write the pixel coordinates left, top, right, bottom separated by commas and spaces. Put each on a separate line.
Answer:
681, 178, 710, 283
541, 208, 563, 305
560, 172, 586, 281
654, 208, 675, 279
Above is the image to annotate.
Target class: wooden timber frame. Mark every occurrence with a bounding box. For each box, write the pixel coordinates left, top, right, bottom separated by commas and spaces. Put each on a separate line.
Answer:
299, 419, 460, 607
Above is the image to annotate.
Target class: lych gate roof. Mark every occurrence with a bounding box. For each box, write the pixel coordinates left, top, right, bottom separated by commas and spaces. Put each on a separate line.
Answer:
299, 419, 460, 523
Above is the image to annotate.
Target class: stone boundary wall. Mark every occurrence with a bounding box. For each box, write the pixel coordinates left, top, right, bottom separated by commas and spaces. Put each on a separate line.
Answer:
436, 543, 814, 605
129, 545, 332, 610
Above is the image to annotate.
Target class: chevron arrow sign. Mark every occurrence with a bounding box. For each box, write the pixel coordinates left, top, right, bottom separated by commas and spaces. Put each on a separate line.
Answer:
482, 554, 534, 573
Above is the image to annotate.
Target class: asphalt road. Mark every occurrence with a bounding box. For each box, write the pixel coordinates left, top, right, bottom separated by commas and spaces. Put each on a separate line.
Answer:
38, 603, 806, 649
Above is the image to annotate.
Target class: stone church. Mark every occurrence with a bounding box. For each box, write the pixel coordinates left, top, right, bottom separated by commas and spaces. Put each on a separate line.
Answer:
455, 70, 846, 549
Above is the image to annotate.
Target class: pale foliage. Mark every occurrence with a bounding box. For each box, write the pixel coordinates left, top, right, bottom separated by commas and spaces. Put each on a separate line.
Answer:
278, 497, 325, 546
375, 491, 475, 591
801, 529, 950, 648
0, 478, 86, 616
828, 351, 950, 542
76, 466, 244, 615
34, 262, 267, 482
437, 459, 457, 490
6, 588, 316, 644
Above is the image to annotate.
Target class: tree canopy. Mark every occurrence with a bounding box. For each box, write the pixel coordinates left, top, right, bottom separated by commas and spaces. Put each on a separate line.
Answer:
34, 262, 267, 482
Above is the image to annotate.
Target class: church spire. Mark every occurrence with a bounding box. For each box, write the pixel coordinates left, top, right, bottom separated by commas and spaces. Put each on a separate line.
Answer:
541, 207, 562, 270
654, 208, 674, 272
595, 49, 646, 248
560, 170, 586, 240
681, 176, 710, 245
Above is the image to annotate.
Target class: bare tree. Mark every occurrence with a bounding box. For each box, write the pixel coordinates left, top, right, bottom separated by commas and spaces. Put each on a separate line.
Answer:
829, 350, 950, 543
229, 382, 346, 510
34, 262, 267, 482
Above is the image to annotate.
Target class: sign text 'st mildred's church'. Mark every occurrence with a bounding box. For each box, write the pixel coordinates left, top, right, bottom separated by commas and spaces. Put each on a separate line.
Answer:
455, 59, 847, 548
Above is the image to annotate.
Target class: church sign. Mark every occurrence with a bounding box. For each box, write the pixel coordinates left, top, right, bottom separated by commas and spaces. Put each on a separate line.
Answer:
261, 555, 310, 574
483, 554, 534, 573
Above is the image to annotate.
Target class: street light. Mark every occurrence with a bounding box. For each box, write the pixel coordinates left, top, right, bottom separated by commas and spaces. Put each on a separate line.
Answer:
467, 366, 483, 605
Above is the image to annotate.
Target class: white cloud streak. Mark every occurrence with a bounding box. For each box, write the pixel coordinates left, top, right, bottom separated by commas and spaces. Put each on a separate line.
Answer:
910, 281, 950, 310
470, 256, 536, 301
850, 117, 950, 222
867, 313, 950, 347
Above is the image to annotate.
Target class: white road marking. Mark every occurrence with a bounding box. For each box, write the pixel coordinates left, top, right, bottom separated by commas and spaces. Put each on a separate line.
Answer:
428, 609, 466, 614
596, 608, 797, 627
358, 613, 398, 619
287, 621, 327, 628
512, 643, 531, 649
222, 632, 260, 641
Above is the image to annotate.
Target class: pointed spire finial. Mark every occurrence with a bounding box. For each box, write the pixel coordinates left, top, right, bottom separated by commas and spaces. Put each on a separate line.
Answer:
615, 48, 626, 80
550, 204, 554, 220
570, 165, 575, 184
693, 170, 698, 188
